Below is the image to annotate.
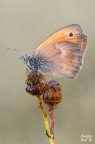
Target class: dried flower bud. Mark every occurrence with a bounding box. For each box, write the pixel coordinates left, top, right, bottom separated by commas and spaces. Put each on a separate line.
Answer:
26, 71, 48, 96
42, 79, 62, 107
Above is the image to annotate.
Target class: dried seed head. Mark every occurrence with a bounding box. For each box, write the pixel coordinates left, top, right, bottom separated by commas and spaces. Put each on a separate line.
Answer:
26, 71, 48, 96
42, 79, 62, 107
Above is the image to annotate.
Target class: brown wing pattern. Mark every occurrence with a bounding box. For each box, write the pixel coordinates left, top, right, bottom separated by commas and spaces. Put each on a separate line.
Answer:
35, 41, 82, 78
52, 42, 82, 78
34, 24, 87, 78
80, 34, 87, 56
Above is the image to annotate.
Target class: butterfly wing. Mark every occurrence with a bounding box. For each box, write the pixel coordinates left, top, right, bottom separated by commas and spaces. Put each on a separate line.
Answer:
34, 24, 87, 78
80, 34, 87, 56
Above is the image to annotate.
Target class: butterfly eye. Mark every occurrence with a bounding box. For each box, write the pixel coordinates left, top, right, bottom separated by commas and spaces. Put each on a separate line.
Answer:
69, 32, 74, 37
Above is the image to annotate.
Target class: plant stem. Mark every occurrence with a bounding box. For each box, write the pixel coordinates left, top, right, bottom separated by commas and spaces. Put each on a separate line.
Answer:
49, 106, 54, 137
37, 96, 55, 144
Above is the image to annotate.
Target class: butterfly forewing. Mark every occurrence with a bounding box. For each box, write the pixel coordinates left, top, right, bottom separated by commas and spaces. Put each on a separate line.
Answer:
35, 24, 82, 51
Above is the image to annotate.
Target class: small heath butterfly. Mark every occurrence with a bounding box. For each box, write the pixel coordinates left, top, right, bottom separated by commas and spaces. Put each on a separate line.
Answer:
20, 24, 87, 79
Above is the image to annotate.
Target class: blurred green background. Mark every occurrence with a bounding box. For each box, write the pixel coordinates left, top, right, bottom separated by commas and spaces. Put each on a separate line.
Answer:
0, 0, 95, 144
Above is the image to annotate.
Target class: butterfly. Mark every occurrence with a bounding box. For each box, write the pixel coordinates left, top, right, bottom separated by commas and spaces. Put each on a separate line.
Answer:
20, 24, 87, 79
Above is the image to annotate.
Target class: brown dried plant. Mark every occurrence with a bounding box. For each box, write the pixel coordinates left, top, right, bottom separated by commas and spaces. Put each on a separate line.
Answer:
26, 71, 62, 144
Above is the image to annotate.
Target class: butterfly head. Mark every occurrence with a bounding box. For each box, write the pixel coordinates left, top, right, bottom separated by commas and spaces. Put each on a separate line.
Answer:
20, 54, 50, 72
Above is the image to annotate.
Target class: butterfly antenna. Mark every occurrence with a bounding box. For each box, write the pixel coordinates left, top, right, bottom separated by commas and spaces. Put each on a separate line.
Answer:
7, 47, 30, 64
7, 47, 26, 56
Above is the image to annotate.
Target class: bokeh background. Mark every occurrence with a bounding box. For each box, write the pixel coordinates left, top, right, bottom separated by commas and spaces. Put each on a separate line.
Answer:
0, 0, 95, 144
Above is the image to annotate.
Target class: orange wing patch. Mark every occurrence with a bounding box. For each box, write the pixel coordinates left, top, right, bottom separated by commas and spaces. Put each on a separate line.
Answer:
36, 24, 82, 51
